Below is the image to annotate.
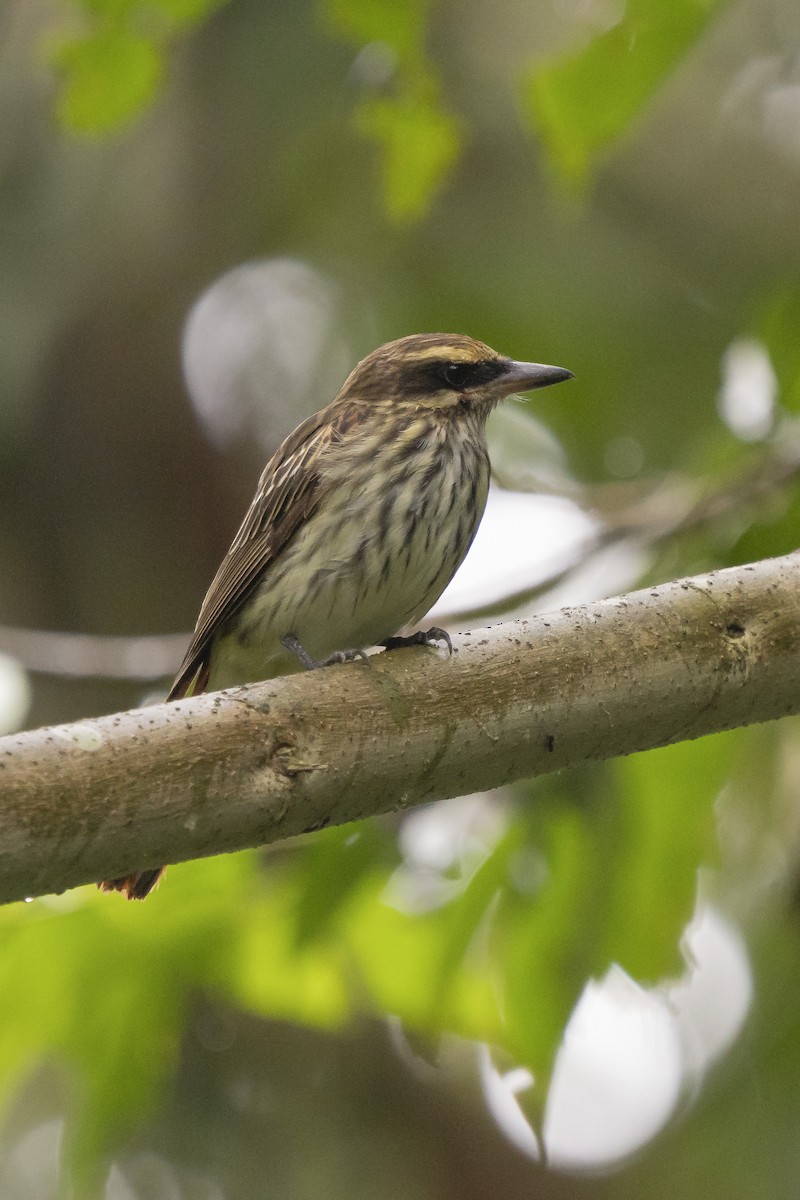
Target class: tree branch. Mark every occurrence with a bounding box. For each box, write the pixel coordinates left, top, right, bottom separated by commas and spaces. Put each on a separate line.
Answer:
1, 553, 798, 906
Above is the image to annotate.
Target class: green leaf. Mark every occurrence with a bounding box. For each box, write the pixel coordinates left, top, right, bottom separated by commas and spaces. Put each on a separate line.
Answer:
321, 0, 461, 219
490, 734, 726, 1091
229, 888, 352, 1030
293, 822, 396, 947
597, 736, 725, 981
523, 0, 727, 183
54, 26, 162, 134
356, 88, 461, 221
0, 853, 258, 1185
342, 866, 503, 1039
50, 0, 231, 134
495, 806, 599, 1095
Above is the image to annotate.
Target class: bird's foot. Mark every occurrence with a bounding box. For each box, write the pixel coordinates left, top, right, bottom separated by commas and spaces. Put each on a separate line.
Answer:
281, 633, 371, 671
381, 626, 453, 656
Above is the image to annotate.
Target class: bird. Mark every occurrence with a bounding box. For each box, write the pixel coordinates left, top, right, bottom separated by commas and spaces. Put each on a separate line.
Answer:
100, 332, 572, 898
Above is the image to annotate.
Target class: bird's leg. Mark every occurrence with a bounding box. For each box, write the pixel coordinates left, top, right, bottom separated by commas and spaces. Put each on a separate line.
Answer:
381, 626, 453, 655
281, 633, 371, 671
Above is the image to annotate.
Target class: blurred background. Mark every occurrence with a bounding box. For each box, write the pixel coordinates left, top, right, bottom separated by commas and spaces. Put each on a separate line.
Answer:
2, 0, 800, 1196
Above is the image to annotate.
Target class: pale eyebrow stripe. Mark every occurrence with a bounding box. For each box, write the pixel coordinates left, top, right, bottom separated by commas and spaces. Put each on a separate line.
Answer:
399, 345, 483, 363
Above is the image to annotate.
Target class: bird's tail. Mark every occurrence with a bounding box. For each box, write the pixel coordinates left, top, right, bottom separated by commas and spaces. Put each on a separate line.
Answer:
98, 868, 164, 900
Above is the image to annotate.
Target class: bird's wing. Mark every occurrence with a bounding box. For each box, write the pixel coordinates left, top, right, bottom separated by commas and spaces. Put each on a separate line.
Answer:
168, 406, 345, 699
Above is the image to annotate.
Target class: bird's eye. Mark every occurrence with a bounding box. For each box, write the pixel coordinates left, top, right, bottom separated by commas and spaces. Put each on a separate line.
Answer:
442, 362, 475, 390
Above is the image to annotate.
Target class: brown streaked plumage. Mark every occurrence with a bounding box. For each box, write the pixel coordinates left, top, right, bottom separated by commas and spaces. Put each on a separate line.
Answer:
101, 333, 572, 899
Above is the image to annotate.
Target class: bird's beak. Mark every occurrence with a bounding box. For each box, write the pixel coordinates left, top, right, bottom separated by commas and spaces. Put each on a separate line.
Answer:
497, 360, 574, 395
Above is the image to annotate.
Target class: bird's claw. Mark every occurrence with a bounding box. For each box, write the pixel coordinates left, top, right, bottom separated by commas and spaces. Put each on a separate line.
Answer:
381, 626, 453, 655
321, 647, 371, 668
281, 633, 371, 671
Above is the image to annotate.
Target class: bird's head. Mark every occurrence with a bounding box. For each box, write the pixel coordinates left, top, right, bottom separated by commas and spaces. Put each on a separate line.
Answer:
339, 333, 573, 413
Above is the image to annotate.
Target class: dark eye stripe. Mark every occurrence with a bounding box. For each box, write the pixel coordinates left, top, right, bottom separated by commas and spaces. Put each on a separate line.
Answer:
439, 359, 507, 391
389, 356, 507, 400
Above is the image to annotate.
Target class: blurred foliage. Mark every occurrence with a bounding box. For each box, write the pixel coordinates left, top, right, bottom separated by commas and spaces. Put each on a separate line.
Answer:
353, 87, 461, 221
50, 0, 230, 133
523, 0, 729, 184
52, 0, 461, 215
53, 26, 163, 133
4, 0, 800, 1195
759, 286, 800, 412
324, 0, 462, 219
